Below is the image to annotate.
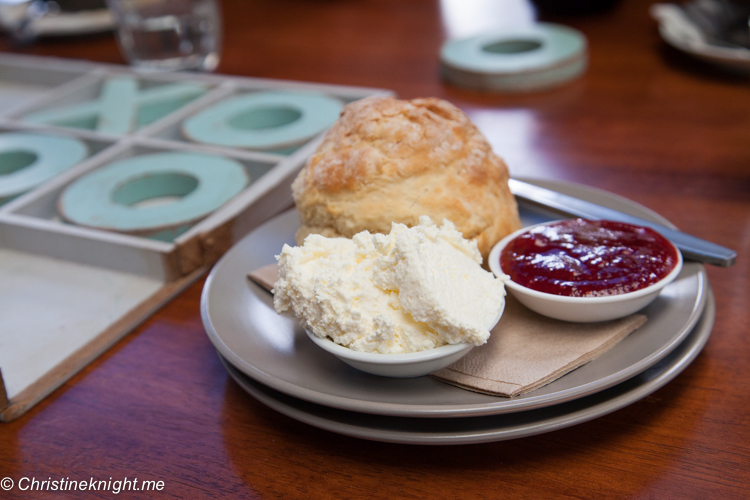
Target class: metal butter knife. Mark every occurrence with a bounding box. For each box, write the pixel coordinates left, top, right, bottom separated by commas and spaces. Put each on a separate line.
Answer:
508, 178, 737, 267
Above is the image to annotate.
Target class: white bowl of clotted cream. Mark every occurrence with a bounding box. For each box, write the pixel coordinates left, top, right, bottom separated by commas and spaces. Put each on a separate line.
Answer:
276, 217, 509, 378
305, 330, 473, 378
304, 303, 504, 378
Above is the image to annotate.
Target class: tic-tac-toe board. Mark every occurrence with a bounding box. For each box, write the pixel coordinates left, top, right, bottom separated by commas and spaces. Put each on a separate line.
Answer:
0, 53, 391, 421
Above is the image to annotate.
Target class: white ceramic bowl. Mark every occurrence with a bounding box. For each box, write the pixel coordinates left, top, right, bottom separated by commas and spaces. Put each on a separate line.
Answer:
488, 222, 683, 323
305, 332, 472, 378
305, 304, 505, 378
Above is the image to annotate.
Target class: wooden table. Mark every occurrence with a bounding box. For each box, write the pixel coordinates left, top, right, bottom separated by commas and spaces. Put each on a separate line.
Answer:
1, 0, 748, 497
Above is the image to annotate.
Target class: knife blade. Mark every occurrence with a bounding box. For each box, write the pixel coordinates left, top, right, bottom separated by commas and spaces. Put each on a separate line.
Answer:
508, 178, 737, 267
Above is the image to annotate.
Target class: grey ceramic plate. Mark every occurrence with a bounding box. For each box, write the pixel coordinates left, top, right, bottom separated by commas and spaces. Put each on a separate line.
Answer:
201, 179, 708, 418
219, 292, 714, 445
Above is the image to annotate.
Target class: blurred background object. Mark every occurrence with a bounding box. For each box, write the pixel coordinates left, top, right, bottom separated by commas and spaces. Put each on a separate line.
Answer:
532, 0, 623, 16
681, 0, 750, 48
0, 0, 112, 43
439, 0, 588, 93
105, 0, 221, 72
440, 23, 588, 93
439, 0, 536, 39
0, 0, 222, 73
652, 0, 750, 72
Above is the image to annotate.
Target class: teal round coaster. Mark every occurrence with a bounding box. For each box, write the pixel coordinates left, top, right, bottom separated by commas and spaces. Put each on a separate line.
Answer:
181, 91, 344, 150
58, 152, 249, 237
0, 133, 88, 203
440, 23, 587, 92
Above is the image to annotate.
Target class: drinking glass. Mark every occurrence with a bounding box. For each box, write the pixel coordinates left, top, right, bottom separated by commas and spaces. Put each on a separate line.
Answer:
106, 0, 222, 72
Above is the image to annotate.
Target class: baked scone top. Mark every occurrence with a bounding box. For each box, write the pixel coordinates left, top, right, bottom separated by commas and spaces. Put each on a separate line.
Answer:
292, 96, 521, 260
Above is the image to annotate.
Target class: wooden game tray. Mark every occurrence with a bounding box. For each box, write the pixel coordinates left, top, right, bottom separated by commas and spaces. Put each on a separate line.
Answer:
0, 53, 391, 421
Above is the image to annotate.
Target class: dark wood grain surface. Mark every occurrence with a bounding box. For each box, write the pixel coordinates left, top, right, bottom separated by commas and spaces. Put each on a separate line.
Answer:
1, 0, 748, 498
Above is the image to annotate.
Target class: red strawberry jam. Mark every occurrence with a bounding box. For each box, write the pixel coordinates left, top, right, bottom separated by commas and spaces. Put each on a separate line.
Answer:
499, 219, 679, 297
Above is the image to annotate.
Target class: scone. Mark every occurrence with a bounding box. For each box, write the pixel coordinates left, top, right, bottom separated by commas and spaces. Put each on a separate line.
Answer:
292, 96, 521, 260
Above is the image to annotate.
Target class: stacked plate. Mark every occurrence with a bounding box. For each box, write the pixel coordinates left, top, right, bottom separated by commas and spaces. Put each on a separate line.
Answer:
200, 179, 714, 445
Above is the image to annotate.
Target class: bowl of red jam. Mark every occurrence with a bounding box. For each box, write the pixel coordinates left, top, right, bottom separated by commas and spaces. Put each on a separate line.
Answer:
488, 219, 683, 322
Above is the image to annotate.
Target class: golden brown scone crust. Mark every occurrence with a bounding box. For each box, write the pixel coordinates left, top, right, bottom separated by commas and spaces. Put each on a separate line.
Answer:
292, 96, 521, 260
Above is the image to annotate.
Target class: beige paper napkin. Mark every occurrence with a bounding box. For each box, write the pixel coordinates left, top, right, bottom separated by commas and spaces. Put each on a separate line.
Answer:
432, 295, 646, 397
248, 264, 647, 398
248, 263, 280, 292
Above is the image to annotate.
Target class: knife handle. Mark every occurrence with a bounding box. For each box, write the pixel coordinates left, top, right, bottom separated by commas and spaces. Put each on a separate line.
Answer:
508, 179, 737, 267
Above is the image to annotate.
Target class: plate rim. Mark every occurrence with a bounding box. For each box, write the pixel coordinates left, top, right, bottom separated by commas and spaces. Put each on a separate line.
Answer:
219, 291, 715, 445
